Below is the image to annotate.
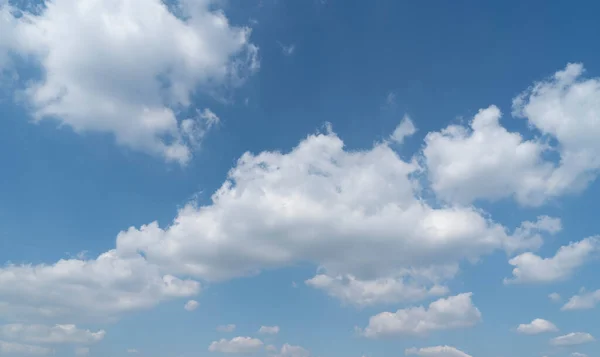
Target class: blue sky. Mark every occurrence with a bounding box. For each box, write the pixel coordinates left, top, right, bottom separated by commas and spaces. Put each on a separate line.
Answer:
1, 1, 600, 357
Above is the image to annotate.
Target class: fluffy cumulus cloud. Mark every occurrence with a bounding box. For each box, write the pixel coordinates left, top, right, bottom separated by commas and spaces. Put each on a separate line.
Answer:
0, 0, 257, 164
360, 293, 481, 338
0, 123, 563, 319
0, 250, 200, 323
423, 64, 600, 206
113, 128, 553, 305
516, 319, 558, 334
405, 346, 472, 357
258, 326, 280, 335
208, 337, 264, 354
504, 237, 599, 284
550, 332, 595, 346
562, 289, 600, 310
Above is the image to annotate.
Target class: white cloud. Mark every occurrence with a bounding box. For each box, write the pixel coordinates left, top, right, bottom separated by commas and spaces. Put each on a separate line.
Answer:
516, 319, 558, 334
75, 347, 90, 356
184, 300, 199, 311
389, 115, 417, 144
571, 353, 587, 357
549, 292, 562, 302
114, 127, 547, 293
127, 349, 139, 353
273, 344, 310, 357
216, 324, 236, 333
423, 105, 552, 205
0, 250, 200, 323
0, 0, 258, 164
405, 346, 472, 357
550, 332, 595, 346
305, 265, 455, 306
562, 289, 600, 310
504, 237, 599, 284
360, 293, 481, 338
258, 326, 280, 335
208, 337, 263, 354
0, 324, 104, 345
423, 64, 600, 206
0, 126, 561, 319
0, 340, 53, 356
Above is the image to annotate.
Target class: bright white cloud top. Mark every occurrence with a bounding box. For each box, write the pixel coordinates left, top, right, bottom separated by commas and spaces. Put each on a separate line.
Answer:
0, 0, 257, 164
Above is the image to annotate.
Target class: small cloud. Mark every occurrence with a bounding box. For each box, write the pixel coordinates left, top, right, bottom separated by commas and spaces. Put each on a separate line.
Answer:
571, 353, 587, 357
389, 115, 417, 144
208, 337, 263, 354
278, 42, 295, 56
386, 92, 396, 106
127, 349, 139, 354
184, 300, 199, 311
549, 292, 561, 302
550, 332, 595, 346
217, 324, 236, 333
291, 281, 298, 288
516, 319, 558, 334
258, 326, 280, 335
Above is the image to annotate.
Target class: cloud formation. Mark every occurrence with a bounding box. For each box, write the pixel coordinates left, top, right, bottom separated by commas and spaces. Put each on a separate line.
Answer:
0, 0, 257, 164
516, 319, 558, 335
504, 237, 599, 284
208, 337, 264, 354
424, 63, 600, 206
361, 293, 481, 338
405, 346, 472, 357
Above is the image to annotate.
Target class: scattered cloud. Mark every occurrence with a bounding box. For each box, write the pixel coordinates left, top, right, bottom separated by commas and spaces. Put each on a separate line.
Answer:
389, 115, 417, 144
571, 353, 587, 357
562, 289, 600, 310
550, 332, 595, 346
258, 326, 280, 335
0, 340, 53, 356
516, 319, 558, 334
184, 300, 199, 311
0, 251, 200, 323
217, 324, 236, 333
305, 265, 455, 306
405, 346, 472, 357
278, 42, 295, 56
0, 0, 258, 164
549, 293, 562, 302
504, 237, 599, 284
272, 344, 310, 357
0, 324, 104, 345
360, 293, 481, 338
209, 337, 264, 354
